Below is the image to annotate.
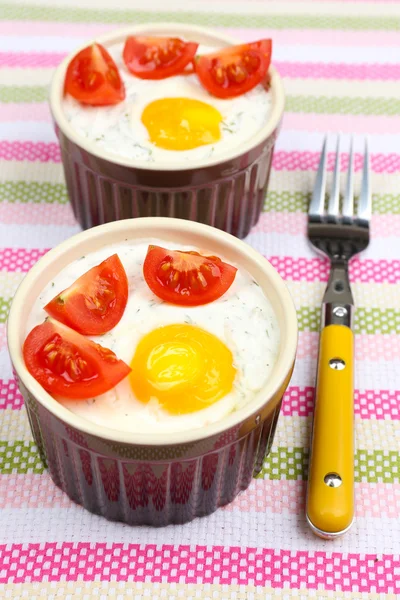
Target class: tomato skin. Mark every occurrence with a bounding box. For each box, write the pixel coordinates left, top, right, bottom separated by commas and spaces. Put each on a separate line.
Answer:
143, 245, 237, 306
44, 254, 128, 336
23, 319, 131, 399
195, 39, 272, 99
64, 43, 125, 106
123, 36, 199, 80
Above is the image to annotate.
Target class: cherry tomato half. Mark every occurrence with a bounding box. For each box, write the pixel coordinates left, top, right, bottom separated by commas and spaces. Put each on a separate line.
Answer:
45, 254, 128, 336
195, 39, 272, 98
123, 36, 198, 79
64, 43, 125, 106
23, 318, 131, 399
143, 245, 237, 306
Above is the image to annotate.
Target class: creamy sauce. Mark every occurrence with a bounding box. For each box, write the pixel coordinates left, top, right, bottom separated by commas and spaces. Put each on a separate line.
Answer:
63, 42, 272, 164
26, 239, 280, 433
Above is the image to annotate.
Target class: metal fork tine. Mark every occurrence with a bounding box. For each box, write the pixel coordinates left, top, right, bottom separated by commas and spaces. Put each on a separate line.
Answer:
342, 137, 354, 221
327, 136, 340, 221
309, 135, 327, 219
357, 138, 371, 224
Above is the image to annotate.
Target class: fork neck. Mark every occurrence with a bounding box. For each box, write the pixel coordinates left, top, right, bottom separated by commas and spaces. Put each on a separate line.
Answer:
322, 259, 354, 329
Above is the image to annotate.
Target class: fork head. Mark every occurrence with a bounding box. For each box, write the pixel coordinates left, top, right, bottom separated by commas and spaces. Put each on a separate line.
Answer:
308, 136, 371, 262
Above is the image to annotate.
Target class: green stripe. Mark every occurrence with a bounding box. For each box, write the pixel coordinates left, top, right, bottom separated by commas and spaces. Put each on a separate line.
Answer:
0, 181, 69, 204
0, 182, 398, 216
286, 96, 400, 117
0, 441, 44, 474
0, 297, 12, 324
0, 86, 48, 104
297, 307, 400, 335
3, 87, 400, 119
355, 308, 400, 335
258, 447, 400, 482
1, 4, 399, 30
264, 191, 400, 215
297, 307, 320, 333
1, 441, 398, 481
264, 191, 311, 212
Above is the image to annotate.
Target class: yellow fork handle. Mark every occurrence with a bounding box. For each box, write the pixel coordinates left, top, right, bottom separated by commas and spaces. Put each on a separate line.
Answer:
306, 324, 354, 538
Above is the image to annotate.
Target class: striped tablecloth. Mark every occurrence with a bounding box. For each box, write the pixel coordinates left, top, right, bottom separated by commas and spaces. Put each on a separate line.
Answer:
1, 1, 400, 598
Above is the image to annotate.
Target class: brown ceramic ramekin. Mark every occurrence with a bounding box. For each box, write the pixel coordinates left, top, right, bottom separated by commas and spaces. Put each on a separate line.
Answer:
49, 24, 285, 239
7, 218, 297, 526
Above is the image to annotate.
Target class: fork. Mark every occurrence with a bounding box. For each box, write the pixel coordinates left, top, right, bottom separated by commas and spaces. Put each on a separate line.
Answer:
306, 137, 371, 539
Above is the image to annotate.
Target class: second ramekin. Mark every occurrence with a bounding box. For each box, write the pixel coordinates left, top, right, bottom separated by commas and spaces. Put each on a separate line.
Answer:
7, 218, 297, 526
49, 24, 285, 239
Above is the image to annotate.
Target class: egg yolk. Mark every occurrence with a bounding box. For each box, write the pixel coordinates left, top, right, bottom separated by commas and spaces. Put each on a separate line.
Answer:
141, 97, 222, 151
130, 324, 236, 414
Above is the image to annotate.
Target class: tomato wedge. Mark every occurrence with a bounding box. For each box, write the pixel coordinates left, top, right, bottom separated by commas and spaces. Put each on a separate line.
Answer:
23, 318, 131, 399
123, 36, 198, 80
44, 254, 128, 336
143, 245, 237, 306
64, 43, 125, 106
195, 39, 272, 99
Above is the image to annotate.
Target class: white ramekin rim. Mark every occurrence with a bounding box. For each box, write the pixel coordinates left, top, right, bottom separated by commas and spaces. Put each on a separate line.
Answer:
7, 217, 297, 447
49, 23, 285, 172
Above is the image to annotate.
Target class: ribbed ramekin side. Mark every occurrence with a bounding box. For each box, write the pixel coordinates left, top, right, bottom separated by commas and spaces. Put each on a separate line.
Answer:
59, 135, 277, 239
20, 389, 282, 525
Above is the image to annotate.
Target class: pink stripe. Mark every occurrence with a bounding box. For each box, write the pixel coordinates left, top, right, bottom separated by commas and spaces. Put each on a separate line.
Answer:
354, 482, 400, 519
2, 378, 399, 420
299, 330, 400, 361
255, 213, 307, 235
275, 61, 400, 80
0, 142, 60, 162
282, 386, 400, 420
2, 51, 400, 80
0, 21, 112, 38
0, 543, 398, 590
0, 379, 24, 409
0, 22, 399, 48
268, 256, 400, 284
272, 151, 400, 174
0, 248, 49, 272
1, 474, 399, 520
371, 214, 400, 237
224, 480, 400, 519
0, 52, 65, 67
0, 103, 51, 122
296, 330, 318, 359
0, 474, 72, 509
355, 333, 400, 361
1, 248, 399, 285
2, 377, 399, 419
0, 204, 76, 226
1, 142, 399, 175
284, 112, 400, 135
254, 213, 400, 238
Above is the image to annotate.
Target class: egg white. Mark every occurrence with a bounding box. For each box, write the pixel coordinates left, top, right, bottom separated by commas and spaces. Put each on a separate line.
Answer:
26, 240, 280, 434
63, 42, 272, 163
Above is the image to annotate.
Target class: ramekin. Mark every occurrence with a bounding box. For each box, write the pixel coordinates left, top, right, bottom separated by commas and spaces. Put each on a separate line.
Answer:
49, 24, 285, 239
7, 218, 297, 526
